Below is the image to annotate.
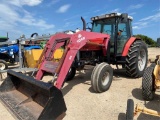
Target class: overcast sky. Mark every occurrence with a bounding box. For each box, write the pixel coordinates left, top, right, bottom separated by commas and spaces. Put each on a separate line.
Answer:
0, 0, 159, 40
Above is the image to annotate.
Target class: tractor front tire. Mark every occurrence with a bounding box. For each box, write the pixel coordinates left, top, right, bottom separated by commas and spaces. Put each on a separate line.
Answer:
126, 99, 134, 120
91, 62, 113, 93
142, 66, 155, 101
125, 40, 148, 78
0, 60, 8, 70
65, 67, 76, 81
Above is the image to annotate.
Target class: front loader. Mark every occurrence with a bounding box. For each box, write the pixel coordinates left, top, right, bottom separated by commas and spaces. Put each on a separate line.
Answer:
0, 31, 112, 120
0, 12, 148, 120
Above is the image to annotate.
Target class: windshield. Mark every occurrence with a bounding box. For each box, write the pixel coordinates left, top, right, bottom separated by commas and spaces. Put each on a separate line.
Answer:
92, 18, 115, 40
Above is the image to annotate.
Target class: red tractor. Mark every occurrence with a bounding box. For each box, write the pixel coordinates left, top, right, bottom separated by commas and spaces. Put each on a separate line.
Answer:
33, 13, 148, 92
0, 13, 148, 120
89, 13, 147, 77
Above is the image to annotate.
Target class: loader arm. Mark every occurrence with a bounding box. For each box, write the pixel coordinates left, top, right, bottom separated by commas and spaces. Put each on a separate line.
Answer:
35, 31, 110, 89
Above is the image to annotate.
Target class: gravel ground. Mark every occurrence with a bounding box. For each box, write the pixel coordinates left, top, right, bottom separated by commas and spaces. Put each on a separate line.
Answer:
0, 47, 160, 120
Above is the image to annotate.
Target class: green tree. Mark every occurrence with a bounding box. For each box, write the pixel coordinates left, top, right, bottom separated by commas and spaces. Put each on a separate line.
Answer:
133, 34, 157, 47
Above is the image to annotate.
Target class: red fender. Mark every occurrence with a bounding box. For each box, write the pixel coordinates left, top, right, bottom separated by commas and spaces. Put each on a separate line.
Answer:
122, 37, 137, 56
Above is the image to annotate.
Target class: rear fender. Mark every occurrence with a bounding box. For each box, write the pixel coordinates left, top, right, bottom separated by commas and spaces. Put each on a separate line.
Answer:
122, 37, 138, 56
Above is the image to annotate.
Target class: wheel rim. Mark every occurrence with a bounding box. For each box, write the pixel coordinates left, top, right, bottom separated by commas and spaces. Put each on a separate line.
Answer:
101, 72, 110, 86
138, 49, 146, 71
0, 63, 5, 70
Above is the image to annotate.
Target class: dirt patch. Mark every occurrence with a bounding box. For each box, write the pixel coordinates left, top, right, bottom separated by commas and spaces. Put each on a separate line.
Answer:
0, 48, 160, 120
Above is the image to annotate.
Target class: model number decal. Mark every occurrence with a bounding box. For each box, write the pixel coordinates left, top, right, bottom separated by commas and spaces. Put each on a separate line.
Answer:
77, 34, 85, 43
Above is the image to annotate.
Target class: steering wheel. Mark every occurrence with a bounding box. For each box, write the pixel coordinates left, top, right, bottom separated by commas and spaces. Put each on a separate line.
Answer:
119, 29, 123, 32
119, 27, 126, 33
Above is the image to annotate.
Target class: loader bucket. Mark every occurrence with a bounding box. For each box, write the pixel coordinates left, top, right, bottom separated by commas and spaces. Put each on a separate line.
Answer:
0, 70, 67, 120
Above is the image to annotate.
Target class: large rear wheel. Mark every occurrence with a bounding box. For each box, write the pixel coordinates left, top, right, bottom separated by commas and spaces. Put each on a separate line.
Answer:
91, 62, 113, 93
142, 66, 155, 101
125, 40, 148, 78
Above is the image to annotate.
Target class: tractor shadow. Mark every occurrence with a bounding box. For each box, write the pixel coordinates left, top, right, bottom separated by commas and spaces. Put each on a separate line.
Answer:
62, 66, 137, 95
136, 99, 160, 120
132, 88, 160, 101
131, 88, 144, 100
118, 97, 160, 120
117, 113, 126, 120
62, 66, 93, 96
113, 68, 135, 80
131, 88, 160, 119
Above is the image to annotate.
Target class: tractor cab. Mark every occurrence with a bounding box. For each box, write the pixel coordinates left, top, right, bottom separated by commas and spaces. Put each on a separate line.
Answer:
91, 13, 133, 59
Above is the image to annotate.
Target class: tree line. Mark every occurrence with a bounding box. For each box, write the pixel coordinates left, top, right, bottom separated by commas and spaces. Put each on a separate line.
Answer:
133, 34, 157, 47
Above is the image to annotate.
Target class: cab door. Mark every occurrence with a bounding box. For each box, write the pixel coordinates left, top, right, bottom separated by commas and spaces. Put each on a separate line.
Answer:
117, 22, 131, 54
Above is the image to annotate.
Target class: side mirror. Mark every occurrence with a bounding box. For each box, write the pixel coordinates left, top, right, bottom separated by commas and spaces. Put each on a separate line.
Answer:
121, 13, 128, 22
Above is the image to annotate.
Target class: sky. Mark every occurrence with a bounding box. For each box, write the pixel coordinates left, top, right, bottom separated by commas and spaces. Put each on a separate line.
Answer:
0, 0, 159, 41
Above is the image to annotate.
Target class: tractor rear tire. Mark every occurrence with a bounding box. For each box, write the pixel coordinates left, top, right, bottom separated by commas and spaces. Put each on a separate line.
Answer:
91, 62, 113, 93
126, 99, 134, 120
0, 60, 8, 70
65, 67, 76, 81
125, 40, 148, 78
142, 66, 155, 101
